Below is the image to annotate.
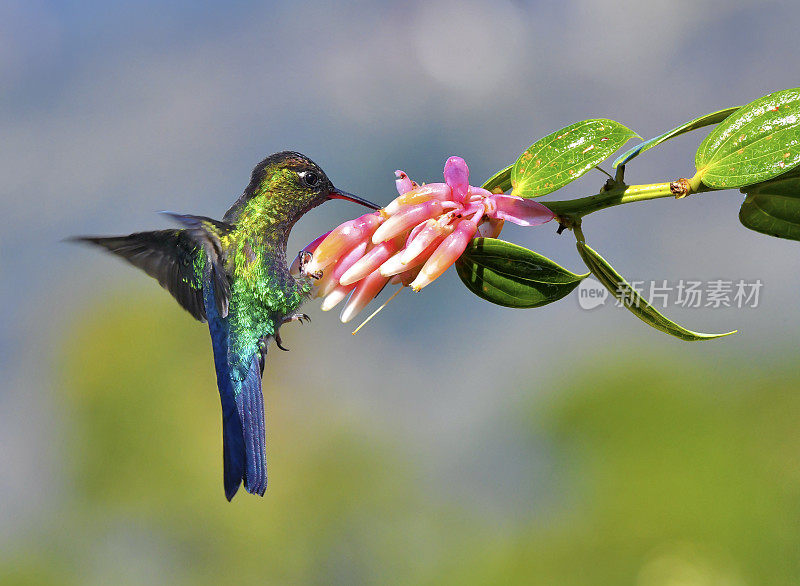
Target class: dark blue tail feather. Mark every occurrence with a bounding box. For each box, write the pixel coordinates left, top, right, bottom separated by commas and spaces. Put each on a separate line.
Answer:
220, 388, 246, 501
237, 355, 268, 496
210, 337, 268, 500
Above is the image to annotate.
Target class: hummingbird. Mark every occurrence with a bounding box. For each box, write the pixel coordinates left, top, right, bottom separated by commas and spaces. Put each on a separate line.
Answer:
74, 152, 379, 500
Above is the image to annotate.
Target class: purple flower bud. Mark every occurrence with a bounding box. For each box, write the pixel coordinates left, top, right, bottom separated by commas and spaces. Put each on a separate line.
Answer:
444, 156, 469, 204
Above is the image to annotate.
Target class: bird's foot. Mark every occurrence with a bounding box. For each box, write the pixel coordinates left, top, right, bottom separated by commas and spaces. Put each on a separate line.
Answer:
298, 251, 323, 280
282, 313, 311, 326
274, 313, 311, 351
274, 331, 289, 351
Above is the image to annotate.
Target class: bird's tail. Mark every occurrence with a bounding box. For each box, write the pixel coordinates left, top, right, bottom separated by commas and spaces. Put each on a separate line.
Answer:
215, 352, 268, 500
219, 377, 247, 501
206, 278, 268, 501
236, 354, 268, 497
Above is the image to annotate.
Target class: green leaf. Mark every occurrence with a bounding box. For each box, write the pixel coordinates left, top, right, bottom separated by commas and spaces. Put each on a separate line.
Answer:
613, 106, 739, 169
456, 238, 587, 309
740, 177, 800, 241
576, 241, 736, 341
511, 119, 638, 198
481, 164, 512, 193
695, 88, 800, 188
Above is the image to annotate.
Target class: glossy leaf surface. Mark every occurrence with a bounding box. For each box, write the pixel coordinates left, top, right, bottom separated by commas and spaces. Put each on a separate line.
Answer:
740, 177, 800, 241
576, 241, 736, 341
511, 119, 637, 198
456, 238, 586, 308
696, 89, 800, 188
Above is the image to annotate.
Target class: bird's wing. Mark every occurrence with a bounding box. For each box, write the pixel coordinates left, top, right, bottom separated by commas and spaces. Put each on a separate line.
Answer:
73, 230, 207, 321
162, 213, 235, 319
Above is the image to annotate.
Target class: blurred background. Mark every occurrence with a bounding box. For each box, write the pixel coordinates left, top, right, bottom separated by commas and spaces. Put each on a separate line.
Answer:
3, 0, 800, 584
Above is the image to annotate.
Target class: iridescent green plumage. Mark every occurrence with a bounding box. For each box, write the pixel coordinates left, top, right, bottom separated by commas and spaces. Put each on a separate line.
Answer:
74, 151, 379, 500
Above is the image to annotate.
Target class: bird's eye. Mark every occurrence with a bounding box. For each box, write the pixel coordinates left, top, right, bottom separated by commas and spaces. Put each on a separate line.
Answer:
298, 170, 320, 188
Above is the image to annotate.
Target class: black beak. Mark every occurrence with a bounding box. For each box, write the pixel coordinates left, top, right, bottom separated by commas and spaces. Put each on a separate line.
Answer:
328, 187, 381, 210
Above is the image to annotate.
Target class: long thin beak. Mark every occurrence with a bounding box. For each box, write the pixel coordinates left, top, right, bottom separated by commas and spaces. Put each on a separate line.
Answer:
328, 187, 381, 210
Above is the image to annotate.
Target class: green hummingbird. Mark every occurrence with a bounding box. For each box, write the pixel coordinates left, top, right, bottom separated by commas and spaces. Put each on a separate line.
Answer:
74, 152, 379, 500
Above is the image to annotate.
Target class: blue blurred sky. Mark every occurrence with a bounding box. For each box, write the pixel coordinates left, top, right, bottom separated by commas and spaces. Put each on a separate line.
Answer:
3, 0, 800, 551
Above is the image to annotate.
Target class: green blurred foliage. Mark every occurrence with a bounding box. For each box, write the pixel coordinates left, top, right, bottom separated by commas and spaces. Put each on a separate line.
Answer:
3, 294, 800, 585
447, 363, 800, 585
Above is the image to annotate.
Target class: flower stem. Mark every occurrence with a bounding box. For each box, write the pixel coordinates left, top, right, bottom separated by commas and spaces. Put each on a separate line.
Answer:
544, 182, 675, 217
543, 176, 717, 221
480, 166, 720, 223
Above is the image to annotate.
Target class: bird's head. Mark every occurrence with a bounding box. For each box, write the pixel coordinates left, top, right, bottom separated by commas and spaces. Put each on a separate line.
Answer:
223, 151, 379, 225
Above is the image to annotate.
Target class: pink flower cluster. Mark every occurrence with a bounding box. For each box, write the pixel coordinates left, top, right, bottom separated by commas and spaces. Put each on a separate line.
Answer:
293, 157, 555, 323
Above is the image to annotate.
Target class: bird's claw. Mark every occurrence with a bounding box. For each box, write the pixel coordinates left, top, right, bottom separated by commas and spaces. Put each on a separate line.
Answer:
274, 313, 311, 352
298, 250, 323, 280
282, 313, 310, 325
298, 250, 313, 269
274, 331, 289, 351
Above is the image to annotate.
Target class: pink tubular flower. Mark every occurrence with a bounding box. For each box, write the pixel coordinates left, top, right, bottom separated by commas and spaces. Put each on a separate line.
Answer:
302, 212, 383, 274
409, 218, 478, 291
315, 239, 369, 298
295, 156, 555, 324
